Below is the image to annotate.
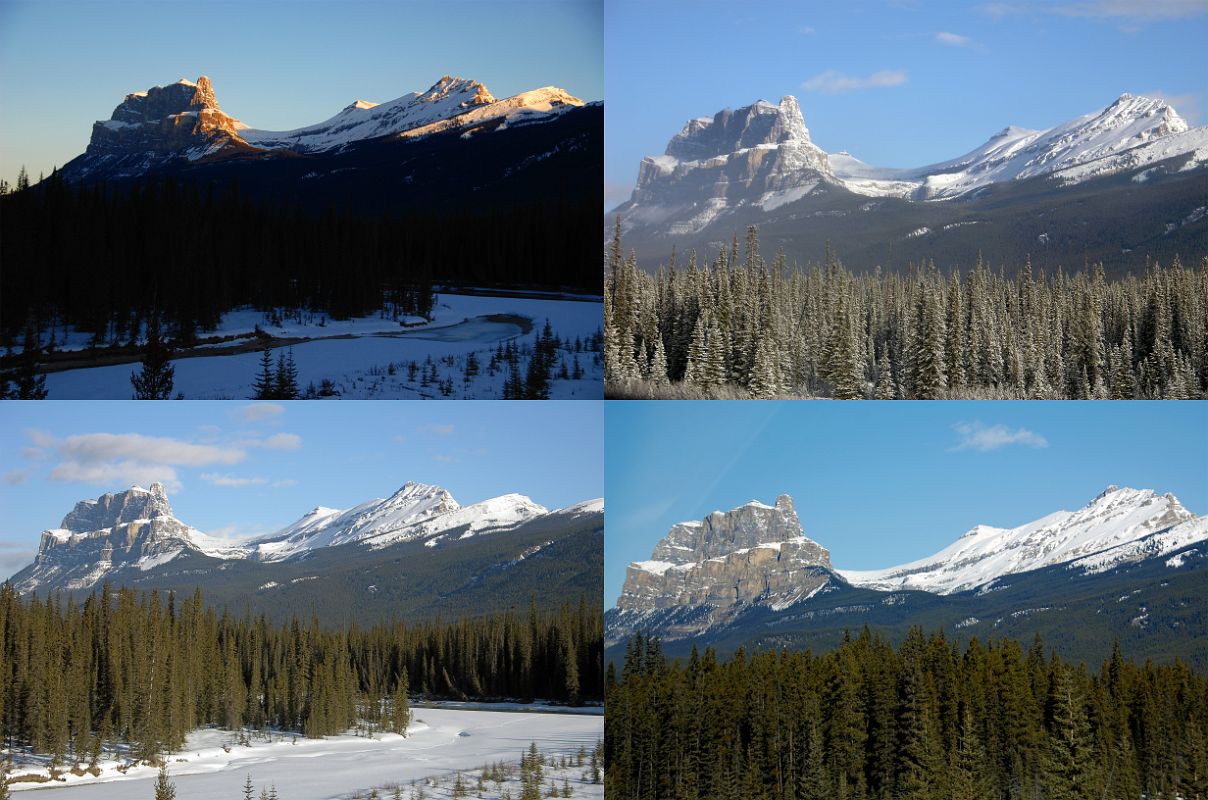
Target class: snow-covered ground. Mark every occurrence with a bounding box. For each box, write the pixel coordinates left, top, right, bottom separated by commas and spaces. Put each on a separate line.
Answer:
6, 706, 603, 800
39, 293, 603, 400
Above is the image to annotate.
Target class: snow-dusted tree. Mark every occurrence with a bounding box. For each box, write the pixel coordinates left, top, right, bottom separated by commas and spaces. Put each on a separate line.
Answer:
130, 314, 175, 400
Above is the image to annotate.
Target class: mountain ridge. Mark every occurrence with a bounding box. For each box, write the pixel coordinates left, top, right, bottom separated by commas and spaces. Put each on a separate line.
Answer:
10, 481, 603, 596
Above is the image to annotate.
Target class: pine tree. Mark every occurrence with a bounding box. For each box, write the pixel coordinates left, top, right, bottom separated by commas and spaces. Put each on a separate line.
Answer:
130, 314, 175, 400
1044, 663, 1097, 800
274, 350, 299, 400
244, 773, 256, 800
252, 350, 276, 400
153, 764, 176, 800
13, 319, 48, 399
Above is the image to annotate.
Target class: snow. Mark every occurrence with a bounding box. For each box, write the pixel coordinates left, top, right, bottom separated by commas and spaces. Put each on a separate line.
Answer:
633, 560, 677, 576
830, 94, 1201, 199
242, 80, 582, 153
5, 706, 602, 800
40, 292, 603, 400
758, 181, 817, 211
840, 486, 1204, 595
557, 498, 604, 515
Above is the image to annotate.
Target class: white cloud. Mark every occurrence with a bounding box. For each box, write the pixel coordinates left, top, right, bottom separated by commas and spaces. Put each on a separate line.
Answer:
797, 25, 816, 34
237, 403, 285, 422
803, 69, 908, 94
418, 424, 455, 436
57, 432, 244, 467
50, 460, 181, 492
3, 468, 30, 485
1144, 90, 1201, 124
0, 540, 35, 578
260, 433, 302, 451
201, 473, 268, 488
392, 435, 408, 446
1054, 0, 1208, 19
935, 31, 976, 47
271, 479, 298, 488
951, 422, 1049, 452
433, 454, 458, 464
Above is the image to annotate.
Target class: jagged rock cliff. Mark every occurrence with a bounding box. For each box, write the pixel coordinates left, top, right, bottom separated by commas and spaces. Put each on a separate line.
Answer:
610, 495, 839, 642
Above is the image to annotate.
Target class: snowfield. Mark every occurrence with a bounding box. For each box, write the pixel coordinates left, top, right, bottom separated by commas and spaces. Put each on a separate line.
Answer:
6, 706, 603, 800
40, 292, 603, 400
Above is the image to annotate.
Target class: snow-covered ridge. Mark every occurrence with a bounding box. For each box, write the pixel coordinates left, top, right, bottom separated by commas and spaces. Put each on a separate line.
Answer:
242, 77, 584, 153
839, 486, 1205, 594
12, 481, 601, 591
830, 93, 1204, 200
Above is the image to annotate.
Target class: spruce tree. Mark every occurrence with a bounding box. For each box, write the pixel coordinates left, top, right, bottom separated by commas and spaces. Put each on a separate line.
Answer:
153, 764, 176, 800
130, 314, 175, 400
274, 350, 299, 400
252, 349, 276, 400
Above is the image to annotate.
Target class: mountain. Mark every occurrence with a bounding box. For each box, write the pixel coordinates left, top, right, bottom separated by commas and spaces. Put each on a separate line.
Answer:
606, 487, 1208, 667
840, 486, 1205, 594
613, 93, 1208, 274
10, 482, 603, 621
56, 74, 602, 218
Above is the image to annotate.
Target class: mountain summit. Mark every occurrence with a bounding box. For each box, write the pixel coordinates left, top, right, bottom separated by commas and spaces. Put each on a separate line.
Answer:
62, 74, 586, 182
625, 96, 836, 235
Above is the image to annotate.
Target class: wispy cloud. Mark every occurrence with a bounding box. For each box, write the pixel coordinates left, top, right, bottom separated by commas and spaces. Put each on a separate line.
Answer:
237, 403, 284, 423
951, 422, 1049, 452
418, 424, 455, 436
34, 431, 246, 492
0, 540, 35, 577
433, 454, 458, 464
201, 473, 268, 488
260, 433, 302, 451
3, 468, 30, 486
797, 25, 816, 34
980, 0, 1208, 23
271, 479, 298, 489
803, 69, 908, 94
935, 30, 978, 47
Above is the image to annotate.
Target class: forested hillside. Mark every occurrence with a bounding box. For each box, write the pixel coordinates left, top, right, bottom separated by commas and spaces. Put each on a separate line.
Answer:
605, 224, 1207, 399
605, 629, 1208, 800
0, 584, 602, 770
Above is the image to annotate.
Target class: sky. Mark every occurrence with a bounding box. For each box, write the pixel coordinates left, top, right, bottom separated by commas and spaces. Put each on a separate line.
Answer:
0, 0, 603, 186
605, 401, 1208, 608
0, 400, 603, 579
604, 0, 1208, 209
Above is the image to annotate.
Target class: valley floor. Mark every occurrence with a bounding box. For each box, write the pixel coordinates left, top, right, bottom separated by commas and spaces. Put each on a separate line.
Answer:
37, 292, 603, 399
5, 705, 603, 800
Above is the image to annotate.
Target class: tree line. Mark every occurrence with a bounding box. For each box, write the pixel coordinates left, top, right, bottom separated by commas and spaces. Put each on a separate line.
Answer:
605, 629, 1208, 800
0, 583, 602, 770
605, 223, 1208, 399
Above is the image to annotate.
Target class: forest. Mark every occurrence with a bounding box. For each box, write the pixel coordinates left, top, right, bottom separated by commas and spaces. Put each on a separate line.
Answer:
605, 629, 1208, 800
0, 583, 602, 770
0, 170, 596, 350
604, 223, 1208, 399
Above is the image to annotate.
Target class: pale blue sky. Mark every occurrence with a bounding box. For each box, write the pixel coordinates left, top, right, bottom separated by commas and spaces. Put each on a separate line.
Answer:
0, 0, 603, 186
605, 0, 1208, 209
0, 400, 603, 578
605, 401, 1208, 607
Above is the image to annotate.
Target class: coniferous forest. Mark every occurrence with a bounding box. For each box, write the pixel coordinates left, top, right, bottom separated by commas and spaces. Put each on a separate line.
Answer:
0, 583, 602, 767
605, 630, 1208, 800
604, 224, 1208, 399
0, 172, 597, 348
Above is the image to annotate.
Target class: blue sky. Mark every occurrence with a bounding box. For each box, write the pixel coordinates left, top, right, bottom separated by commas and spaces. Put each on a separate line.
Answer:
605, 401, 1208, 607
0, 401, 603, 579
604, 0, 1208, 209
0, 0, 603, 186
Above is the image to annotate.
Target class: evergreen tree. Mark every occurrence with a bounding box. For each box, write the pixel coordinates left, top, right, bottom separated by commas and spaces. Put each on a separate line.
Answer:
252, 350, 276, 400
153, 764, 176, 800
13, 319, 48, 399
274, 350, 299, 400
130, 314, 175, 400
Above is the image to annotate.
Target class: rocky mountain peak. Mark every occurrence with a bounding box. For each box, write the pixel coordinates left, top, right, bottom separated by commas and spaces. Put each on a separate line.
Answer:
60, 483, 174, 533
420, 75, 496, 108
617, 496, 834, 617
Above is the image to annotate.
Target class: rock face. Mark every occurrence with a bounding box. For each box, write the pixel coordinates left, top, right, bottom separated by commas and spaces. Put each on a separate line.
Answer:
66, 76, 253, 179
621, 96, 836, 235
61, 74, 587, 183
617, 495, 834, 613
17, 484, 223, 593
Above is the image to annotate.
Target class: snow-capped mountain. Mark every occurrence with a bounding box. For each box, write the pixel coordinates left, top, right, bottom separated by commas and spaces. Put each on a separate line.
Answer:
60, 74, 588, 183
248, 481, 547, 561
11, 483, 243, 593
840, 486, 1206, 594
622, 96, 837, 235
614, 93, 1207, 274
606, 486, 1207, 649
10, 482, 601, 596
832, 93, 1203, 200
